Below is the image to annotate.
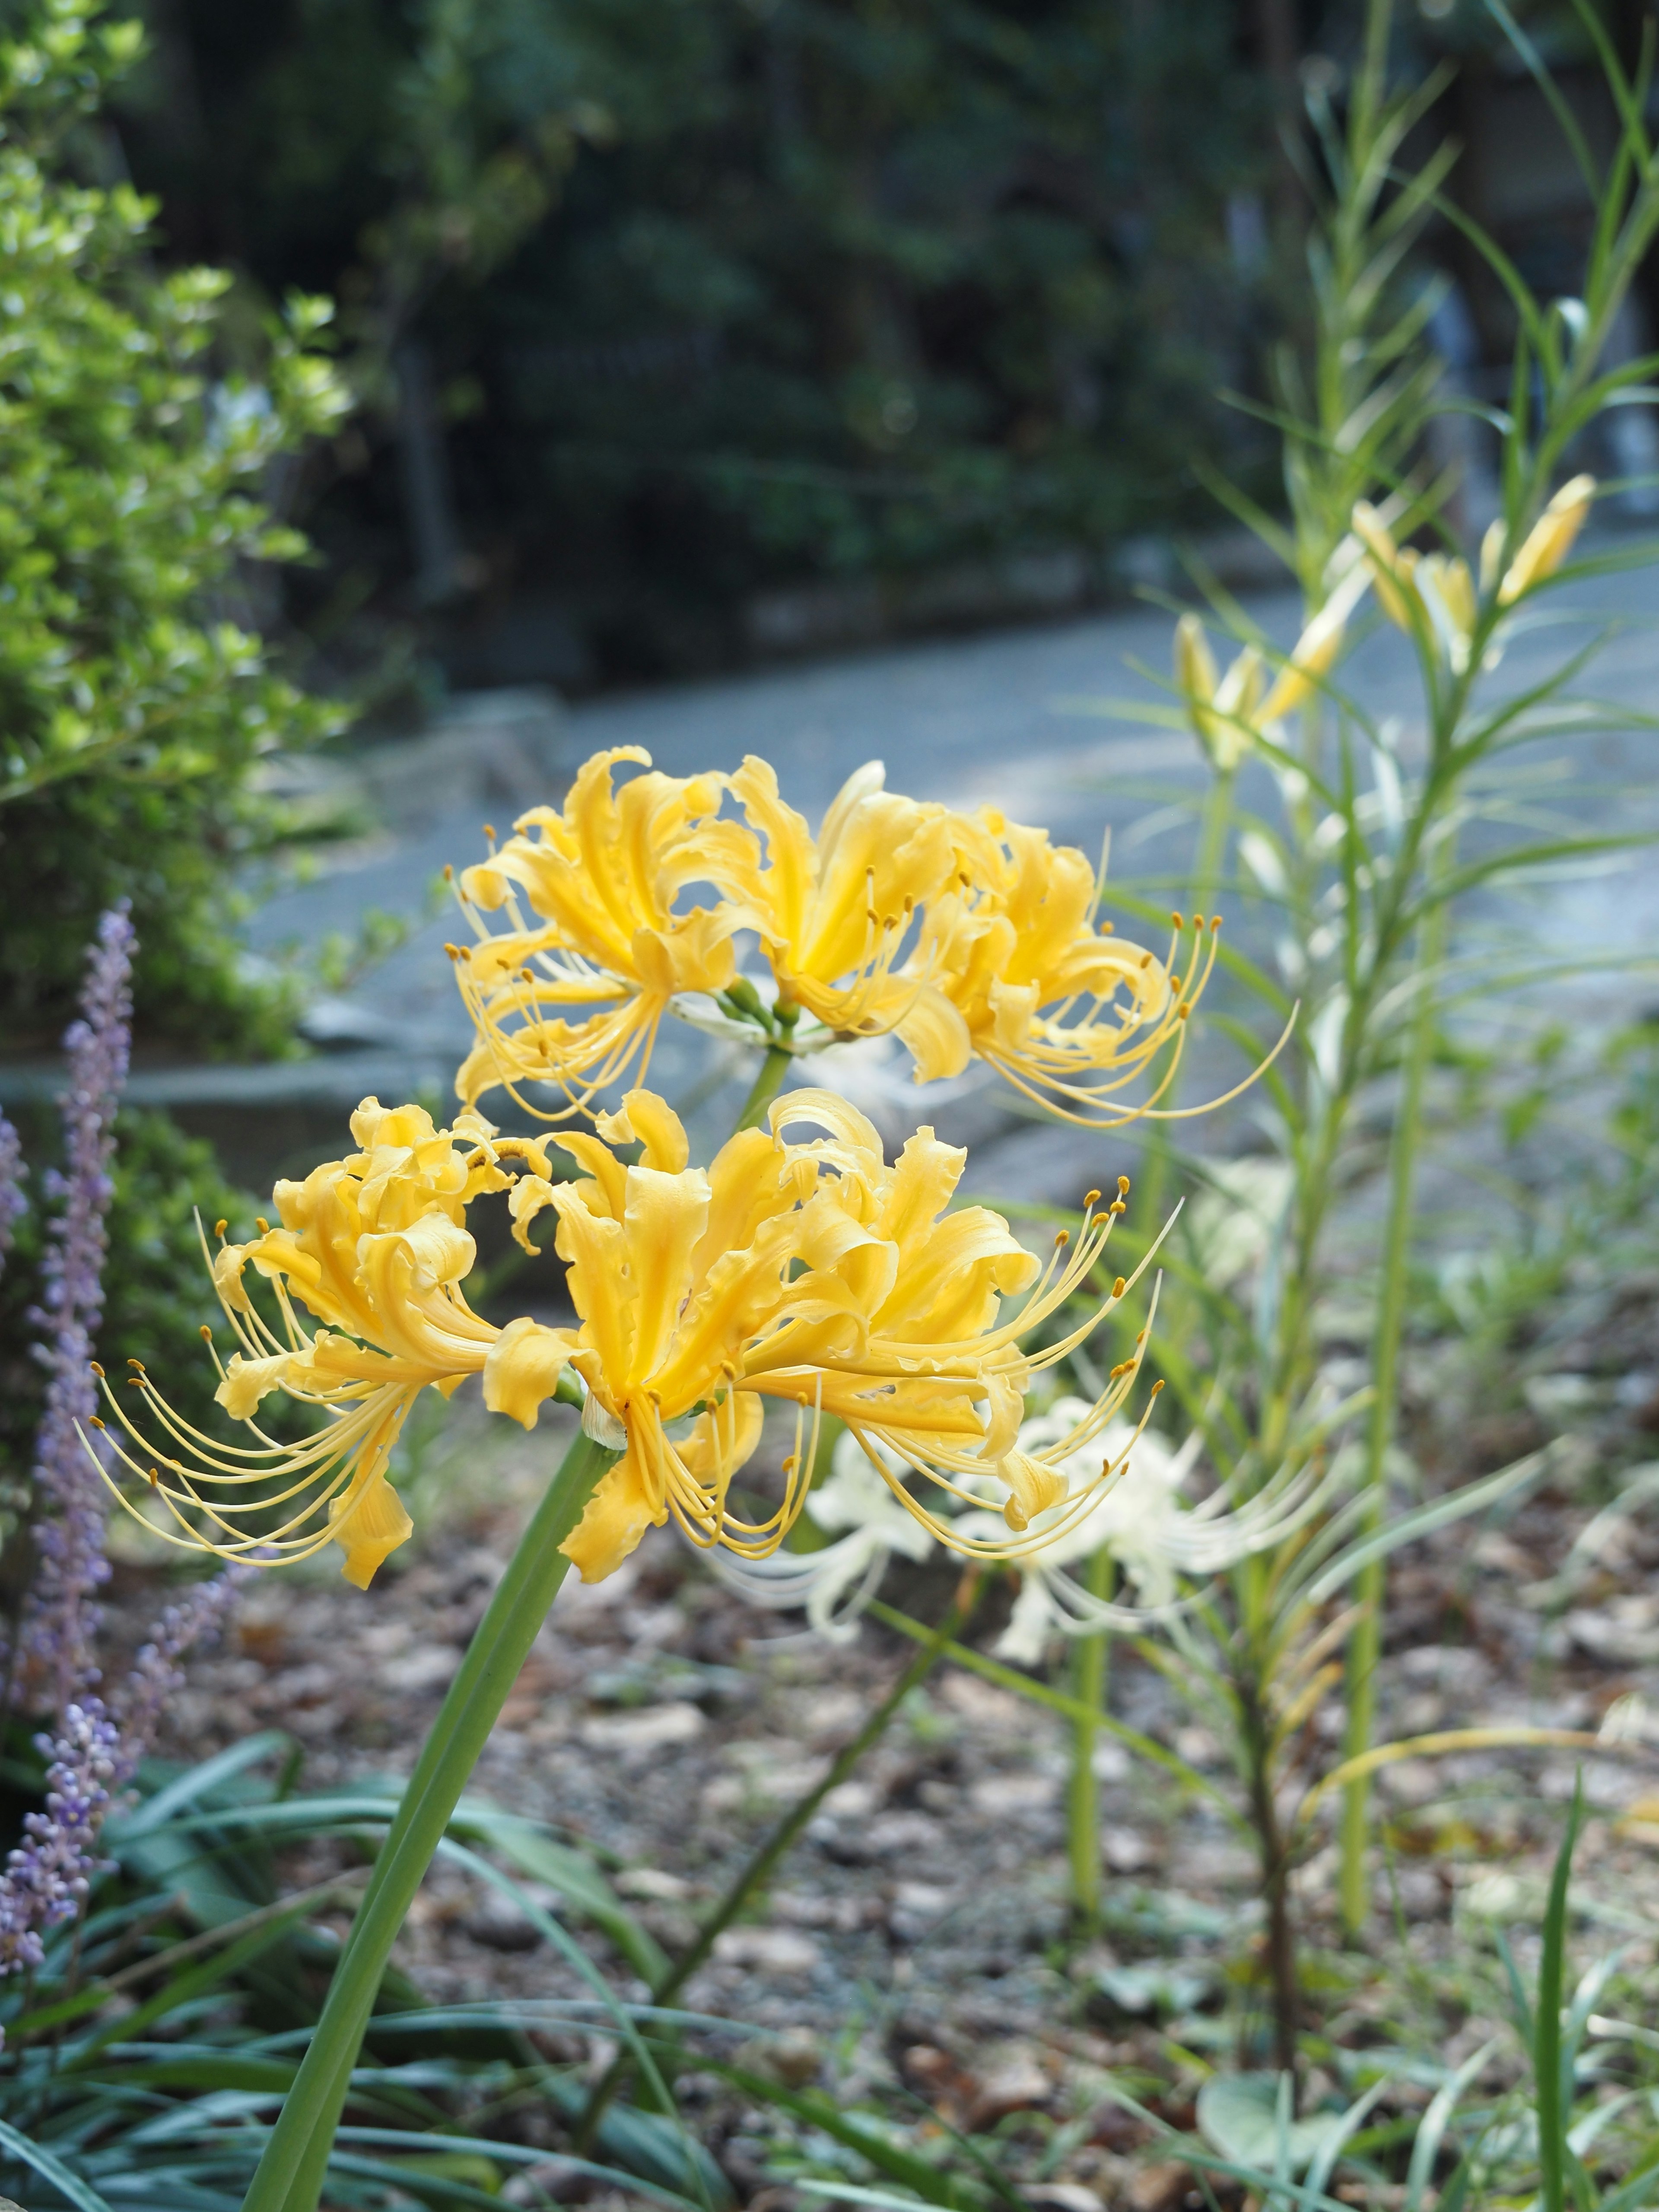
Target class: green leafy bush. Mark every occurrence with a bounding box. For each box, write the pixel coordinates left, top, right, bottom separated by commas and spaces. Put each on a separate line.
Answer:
0, 0, 352, 1054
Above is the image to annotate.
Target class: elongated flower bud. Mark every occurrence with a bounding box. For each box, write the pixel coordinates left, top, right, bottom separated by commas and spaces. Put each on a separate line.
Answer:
1498, 473, 1595, 604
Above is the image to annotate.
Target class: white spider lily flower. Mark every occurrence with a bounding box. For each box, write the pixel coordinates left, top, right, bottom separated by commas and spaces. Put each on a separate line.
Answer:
711, 1402, 1324, 1660
706, 1442, 935, 1643
953, 1398, 1327, 1667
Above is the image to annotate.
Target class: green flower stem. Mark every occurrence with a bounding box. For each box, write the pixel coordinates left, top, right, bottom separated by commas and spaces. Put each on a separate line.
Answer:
1336, 885, 1448, 1937
245, 1417, 618, 2212
1066, 1554, 1114, 1927
734, 1039, 797, 1135
574, 1573, 981, 2146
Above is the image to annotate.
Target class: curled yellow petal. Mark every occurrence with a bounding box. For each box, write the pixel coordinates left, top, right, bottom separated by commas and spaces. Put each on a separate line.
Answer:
483, 1316, 578, 1429
561, 1453, 661, 1583
329, 1468, 415, 1590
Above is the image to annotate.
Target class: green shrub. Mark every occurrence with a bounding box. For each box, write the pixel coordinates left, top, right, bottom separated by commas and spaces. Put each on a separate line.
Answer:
0, 0, 352, 1055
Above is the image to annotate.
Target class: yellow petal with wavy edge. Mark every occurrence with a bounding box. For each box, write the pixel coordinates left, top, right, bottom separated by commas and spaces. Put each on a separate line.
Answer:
562, 1454, 661, 1584
484, 1316, 579, 1429
330, 1469, 414, 1591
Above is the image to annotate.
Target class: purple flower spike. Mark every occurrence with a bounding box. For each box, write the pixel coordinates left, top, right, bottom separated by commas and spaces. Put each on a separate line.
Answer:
0, 1112, 24, 1278
0, 1571, 243, 1985
24, 904, 136, 1713
114, 1568, 248, 1780
0, 1700, 121, 1977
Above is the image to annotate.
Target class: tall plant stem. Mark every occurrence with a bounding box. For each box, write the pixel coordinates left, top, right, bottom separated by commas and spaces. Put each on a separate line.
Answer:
1337, 887, 1448, 1937
245, 1422, 617, 2212
575, 1573, 980, 2147
1241, 1677, 1299, 2075
1066, 1555, 1114, 1927
735, 1034, 797, 1135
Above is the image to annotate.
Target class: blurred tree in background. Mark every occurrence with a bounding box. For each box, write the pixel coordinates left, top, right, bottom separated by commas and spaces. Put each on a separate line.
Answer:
109, 0, 1268, 686
0, 0, 351, 1052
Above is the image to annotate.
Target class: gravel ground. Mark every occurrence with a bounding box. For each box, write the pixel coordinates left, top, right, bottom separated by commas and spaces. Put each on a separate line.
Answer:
89, 1269, 1659, 2208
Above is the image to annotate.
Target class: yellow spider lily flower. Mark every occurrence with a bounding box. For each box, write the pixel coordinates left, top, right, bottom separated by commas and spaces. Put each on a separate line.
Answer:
451, 747, 1214, 1131
906, 814, 1223, 1124
480, 1087, 1157, 1584
94, 1101, 549, 1589
95, 1090, 1158, 1595
449, 745, 754, 1118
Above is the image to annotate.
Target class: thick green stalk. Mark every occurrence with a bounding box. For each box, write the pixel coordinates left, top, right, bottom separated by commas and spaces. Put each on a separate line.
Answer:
246, 1422, 617, 2212
1336, 890, 1448, 1936
575, 1575, 979, 2144
734, 1027, 798, 1135
1066, 1555, 1114, 1927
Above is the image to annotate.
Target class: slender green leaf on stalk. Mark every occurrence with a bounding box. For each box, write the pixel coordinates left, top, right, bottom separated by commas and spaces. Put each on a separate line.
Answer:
1410, 832, 1659, 918
1301, 1449, 1550, 1608
1484, 2, 1601, 203
1305, 2075, 1395, 2200
0, 2116, 115, 2211
1188, 455, 1300, 576
1050, 693, 1198, 734
1593, 2156, 1659, 2212
1568, 0, 1650, 155
1403, 2040, 1500, 2212
1431, 192, 1546, 360
715, 2064, 991, 2212
716, 2070, 1000, 2212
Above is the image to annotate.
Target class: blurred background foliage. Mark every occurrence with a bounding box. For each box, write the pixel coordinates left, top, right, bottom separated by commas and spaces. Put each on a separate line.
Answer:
107, 0, 1270, 690
2, 0, 1655, 1056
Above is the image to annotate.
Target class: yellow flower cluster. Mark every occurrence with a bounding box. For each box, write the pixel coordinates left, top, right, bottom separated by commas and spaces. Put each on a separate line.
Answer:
99, 1089, 1154, 1589
448, 747, 1217, 1127
1353, 475, 1595, 670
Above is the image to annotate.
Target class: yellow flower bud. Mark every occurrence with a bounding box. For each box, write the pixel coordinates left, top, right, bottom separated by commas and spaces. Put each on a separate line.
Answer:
1498, 474, 1595, 604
